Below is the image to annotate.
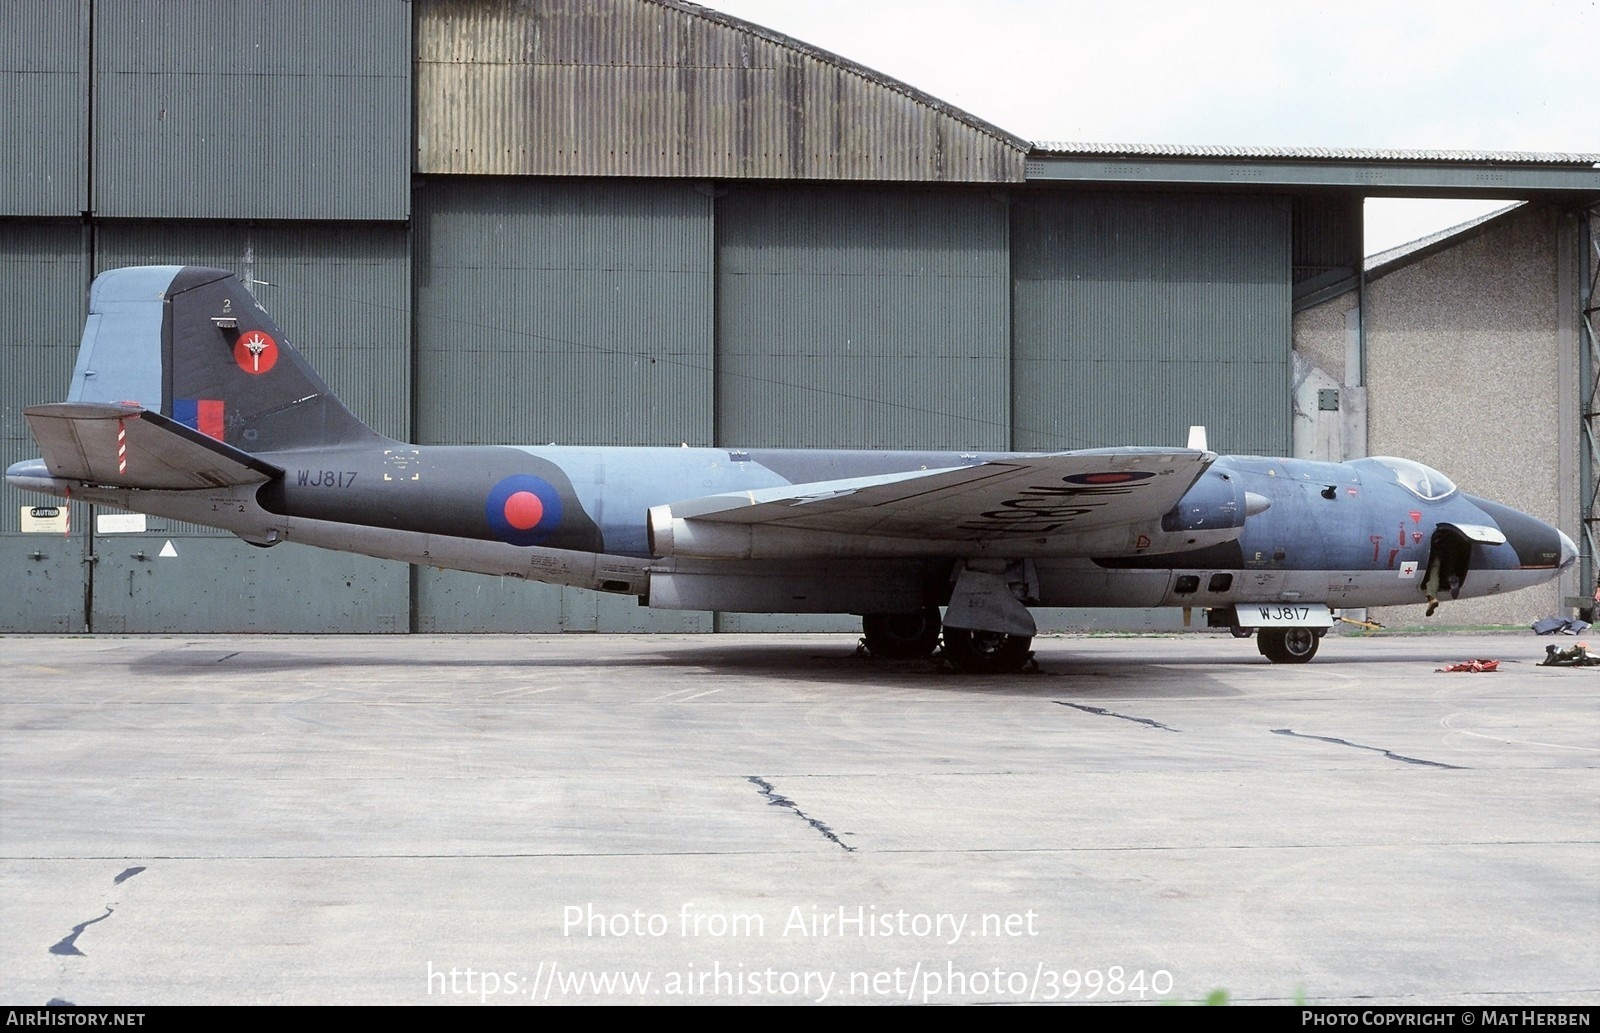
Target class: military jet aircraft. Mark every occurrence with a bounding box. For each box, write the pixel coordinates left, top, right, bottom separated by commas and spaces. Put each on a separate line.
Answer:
7, 267, 1578, 672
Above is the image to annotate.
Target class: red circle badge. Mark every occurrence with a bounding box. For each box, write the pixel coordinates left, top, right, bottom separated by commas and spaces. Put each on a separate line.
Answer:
235, 330, 279, 375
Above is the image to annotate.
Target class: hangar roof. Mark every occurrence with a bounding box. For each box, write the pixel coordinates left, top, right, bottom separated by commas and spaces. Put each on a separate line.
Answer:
413, 0, 1599, 198
416, 0, 1029, 182
1027, 143, 1600, 199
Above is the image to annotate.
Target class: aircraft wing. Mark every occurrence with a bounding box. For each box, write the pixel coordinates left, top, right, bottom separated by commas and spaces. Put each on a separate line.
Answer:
24, 402, 281, 490
663, 448, 1213, 551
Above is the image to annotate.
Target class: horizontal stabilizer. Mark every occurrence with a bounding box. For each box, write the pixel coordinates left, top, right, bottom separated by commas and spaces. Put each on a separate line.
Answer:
24, 402, 281, 490
667, 448, 1213, 546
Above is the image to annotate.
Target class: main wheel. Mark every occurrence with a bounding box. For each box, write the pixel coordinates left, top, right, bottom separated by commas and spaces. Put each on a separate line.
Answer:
941, 627, 1033, 674
861, 608, 943, 659
1256, 627, 1319, 664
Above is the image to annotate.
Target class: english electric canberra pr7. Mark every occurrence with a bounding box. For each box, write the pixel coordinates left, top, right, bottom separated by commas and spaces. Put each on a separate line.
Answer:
7, 267, 1577, 671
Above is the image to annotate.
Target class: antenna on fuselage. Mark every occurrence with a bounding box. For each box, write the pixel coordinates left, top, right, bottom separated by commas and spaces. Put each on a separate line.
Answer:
1187, 425, 1209, 451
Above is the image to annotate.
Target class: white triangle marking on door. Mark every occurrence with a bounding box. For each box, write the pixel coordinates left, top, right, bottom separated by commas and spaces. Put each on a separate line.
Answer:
158, 540, 178, 558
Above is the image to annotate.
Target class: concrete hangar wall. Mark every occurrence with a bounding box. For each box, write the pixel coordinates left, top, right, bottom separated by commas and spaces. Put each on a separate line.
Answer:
1, 0, 1594, 634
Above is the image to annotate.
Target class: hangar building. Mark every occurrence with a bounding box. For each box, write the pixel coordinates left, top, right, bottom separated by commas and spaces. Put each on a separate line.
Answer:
2, 0, 1596, 633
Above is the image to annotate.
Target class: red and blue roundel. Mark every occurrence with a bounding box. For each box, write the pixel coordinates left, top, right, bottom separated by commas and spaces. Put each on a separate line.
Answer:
1062, 470, 1155, 485
486, 475, 563, 546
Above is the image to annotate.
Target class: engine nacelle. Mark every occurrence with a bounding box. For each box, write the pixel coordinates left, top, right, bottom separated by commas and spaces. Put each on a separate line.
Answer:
1161, 466, 1249, 534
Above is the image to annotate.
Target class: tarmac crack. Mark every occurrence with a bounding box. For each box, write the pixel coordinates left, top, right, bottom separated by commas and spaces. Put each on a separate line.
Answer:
747, 776, 855, 852
1056, 701, 1179, 731
1271, 728, 1464, 769
49, 908, 113, 957
49, 866, 147, 962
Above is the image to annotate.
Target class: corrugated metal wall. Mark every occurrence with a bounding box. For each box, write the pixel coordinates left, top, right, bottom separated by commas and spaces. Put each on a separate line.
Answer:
415, 0, 1026, 182
92, 0, 410, 220
0, 221, 89, 632
0, 0, 88, 216
716, 185, 1011, 449
1293, 195, 1362, 286
411, 177, 715, 632
1292, 194, 1363, 307
413, 179, 714, 446
1011, 193, 1292, 455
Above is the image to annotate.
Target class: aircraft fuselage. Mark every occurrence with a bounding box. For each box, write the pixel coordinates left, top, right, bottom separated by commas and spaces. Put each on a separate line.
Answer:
11, 443, 1570, 618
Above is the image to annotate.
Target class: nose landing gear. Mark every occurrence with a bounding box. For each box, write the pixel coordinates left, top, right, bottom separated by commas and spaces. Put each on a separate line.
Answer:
1256, 626, 1321, 663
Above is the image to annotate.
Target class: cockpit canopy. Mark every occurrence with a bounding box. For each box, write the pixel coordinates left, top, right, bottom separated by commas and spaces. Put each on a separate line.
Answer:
1358, 456, 1458, 501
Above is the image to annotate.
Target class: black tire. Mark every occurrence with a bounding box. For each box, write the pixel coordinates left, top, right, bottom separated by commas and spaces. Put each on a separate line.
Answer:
862, 608, 943, 659
1230, 626, 1254, 639
941, 627, 1033, 674
1257, 627, 1319, 664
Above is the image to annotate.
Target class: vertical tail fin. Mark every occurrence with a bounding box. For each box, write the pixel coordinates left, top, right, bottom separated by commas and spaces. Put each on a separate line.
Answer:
69, 266, 385, 452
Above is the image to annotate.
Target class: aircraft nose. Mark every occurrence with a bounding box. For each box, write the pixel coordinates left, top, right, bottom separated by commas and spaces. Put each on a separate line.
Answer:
1557, 528, 1577, 572
1466, 495, 1572, 572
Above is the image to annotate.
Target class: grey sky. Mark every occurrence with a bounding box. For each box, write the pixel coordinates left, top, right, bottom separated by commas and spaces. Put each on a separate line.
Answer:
700, 0, 1599, 251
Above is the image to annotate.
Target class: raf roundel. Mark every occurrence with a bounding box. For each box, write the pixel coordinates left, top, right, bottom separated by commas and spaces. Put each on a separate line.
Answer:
485, 474, 564, 546
234, 330, 280, 375
1062, 471, 1156, 485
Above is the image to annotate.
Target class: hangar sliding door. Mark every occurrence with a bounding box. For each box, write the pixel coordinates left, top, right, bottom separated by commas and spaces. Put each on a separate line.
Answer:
411, 179, 715, 632
716, 185, 1010, 449
714, 185, 1010, 630
0, 224, 90, 632
1011, 193, 1292, 456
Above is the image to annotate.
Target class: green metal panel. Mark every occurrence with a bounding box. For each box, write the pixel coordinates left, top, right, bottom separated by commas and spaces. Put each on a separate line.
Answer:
92, 0, 409, 220
412, 177, 714, 632
0, 540, 83, 633
0, 220, 88, 631
413, 178, 714, 449
0, 0, 88, 216
1011, 193, 1291, 456
716, 185, 1010, 450
90, 538, 406, 633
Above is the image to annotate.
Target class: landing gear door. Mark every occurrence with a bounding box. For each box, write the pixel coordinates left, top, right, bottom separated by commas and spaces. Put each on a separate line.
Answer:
1437, 523, 1507, 547
1422, 523, 1506, 611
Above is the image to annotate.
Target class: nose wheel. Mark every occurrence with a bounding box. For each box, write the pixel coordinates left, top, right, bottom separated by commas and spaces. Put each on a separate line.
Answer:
1257, 627, 1320, 664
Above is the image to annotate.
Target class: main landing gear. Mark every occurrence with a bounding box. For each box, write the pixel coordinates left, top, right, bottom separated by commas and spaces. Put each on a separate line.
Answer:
940, 627, 1034, 674
861, 607, 943, 659
860, 608, 1035, 674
